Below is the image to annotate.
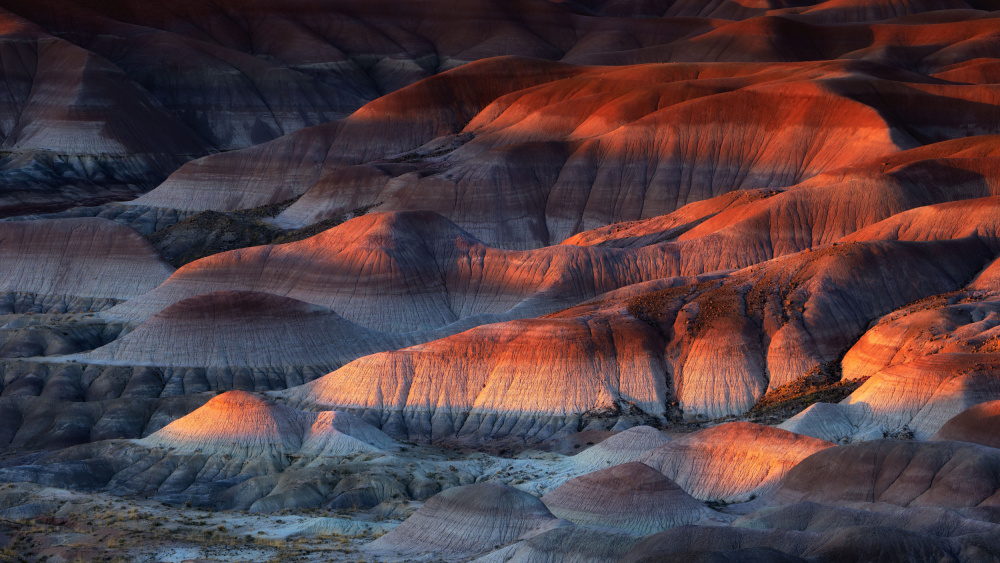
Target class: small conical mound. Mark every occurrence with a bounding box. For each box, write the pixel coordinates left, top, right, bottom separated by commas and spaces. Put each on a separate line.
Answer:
86, 290, 403, 369
542, 463, 719, 535
366, 483, 561, 558
141, 391, 397, 460
931, 400, 1000, 449
141, 390, 309, 455
568, 426, 670, 472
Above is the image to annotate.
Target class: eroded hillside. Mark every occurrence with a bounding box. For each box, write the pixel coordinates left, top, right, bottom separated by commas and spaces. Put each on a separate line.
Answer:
2, 1, 1000, 561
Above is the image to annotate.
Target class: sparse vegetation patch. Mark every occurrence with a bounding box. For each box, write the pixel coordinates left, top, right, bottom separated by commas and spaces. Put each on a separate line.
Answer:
747, 362, 868, 426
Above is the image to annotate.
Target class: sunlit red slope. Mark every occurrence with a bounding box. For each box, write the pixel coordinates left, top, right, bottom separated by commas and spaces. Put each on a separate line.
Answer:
131, 42, 1000, 249
133, 58, 925, 249
102, 210, 683, 331
140, 390, 397, 458
1, 0, 998, 220
842, 250, 1000, 382
283, 311, 667, 441
931, 400, 1000, 448
638, 422, 834, 502
781, 244, 1000, 442
0, 0, 719, 215
277, 235, 987, 441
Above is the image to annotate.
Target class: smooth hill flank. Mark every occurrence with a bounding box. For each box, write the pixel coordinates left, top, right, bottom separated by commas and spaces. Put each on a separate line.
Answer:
773, 439, 1000, 509
561, 190, 783, 249
80, 291, 408, 370
843, 196, 1000, 252
541, 462, 721, 535
553, 0, 988, 21
559, 135, 1000, 279
366, 483, 562, 559
841, 217, 1000, 385
931, 400, 1000, 448
790, 0, 979, 22
101, 211, 684, 331
734, 501, 1000, 538
474, 526, 642, 563
618, 520, 1000, 562
0, 218, 173, 312
639, 422, 835, 503
573, 135, 1000, 274
142, 390, 312, 455
782, 353, 1000, 442
566, 425, 671, 472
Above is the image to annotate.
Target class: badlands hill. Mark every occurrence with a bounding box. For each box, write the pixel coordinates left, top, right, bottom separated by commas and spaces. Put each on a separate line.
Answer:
0, 0, 722, 216
2, 1, 1000, 562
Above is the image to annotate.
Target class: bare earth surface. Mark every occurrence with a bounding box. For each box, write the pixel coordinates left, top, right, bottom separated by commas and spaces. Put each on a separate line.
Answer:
2, 0, 1000, 561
